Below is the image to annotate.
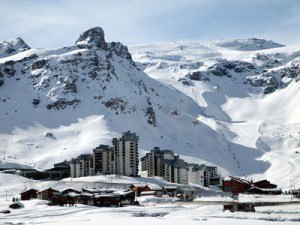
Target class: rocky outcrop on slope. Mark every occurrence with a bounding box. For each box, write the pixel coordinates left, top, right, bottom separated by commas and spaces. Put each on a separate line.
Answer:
247, 74, 279, 94
0, 38, 30, 58
215, 38, 285, 51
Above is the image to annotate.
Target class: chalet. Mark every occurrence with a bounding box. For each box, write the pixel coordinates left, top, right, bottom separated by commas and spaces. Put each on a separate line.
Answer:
51, 192, 81, 206
80, 193, 94, 205
117, 190, 135, 205
143, 184, 163, 197
37, 188, 59, 200
245, 187, 282, 195
222, 176, 252, 194
130, 183, 146, 196
94, 194, 120, 207
21, 189, 38, 200
60, 188, 81, 195
163, 186, 178, 197
253, 179, 277, 189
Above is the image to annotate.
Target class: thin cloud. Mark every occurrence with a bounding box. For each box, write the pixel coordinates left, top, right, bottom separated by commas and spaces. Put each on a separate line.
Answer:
0, 0, 300, 48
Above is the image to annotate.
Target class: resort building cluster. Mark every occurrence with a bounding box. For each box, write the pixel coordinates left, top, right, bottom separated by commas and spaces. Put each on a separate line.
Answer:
69, 131, 221, 187
70, 131, 139, 178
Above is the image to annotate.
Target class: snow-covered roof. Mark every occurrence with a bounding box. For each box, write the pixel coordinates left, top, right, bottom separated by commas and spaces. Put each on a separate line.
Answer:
146, 183, 162, 190
140, 191, 156, 195
163, 186, 178, 189
247, 187, 282, 192
131, 183, 146, 188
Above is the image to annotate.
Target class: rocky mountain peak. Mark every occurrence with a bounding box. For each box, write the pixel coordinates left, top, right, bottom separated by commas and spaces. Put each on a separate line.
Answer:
0, 37, 30, 57
75, 27, 107, 50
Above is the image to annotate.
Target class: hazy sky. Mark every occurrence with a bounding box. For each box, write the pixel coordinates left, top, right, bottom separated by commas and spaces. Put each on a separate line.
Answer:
1, 0, 300, 48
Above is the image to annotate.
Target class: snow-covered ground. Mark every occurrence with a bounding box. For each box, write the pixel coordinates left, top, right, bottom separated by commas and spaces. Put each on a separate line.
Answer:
0, 173, 300, 225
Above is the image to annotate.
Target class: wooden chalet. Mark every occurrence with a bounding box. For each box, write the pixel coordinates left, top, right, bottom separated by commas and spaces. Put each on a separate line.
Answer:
21, 189, 38, 200
37, 188, 59, 200
61, 188, 81, 195
80, 192, 94, 205
143, 184, 163, 197
253, 179, 277, 189
245, 187, 282, 195
222, 176, 252, 194
163, 186, 178, 197
129, 183, 146, 196
51, 192, 81, 206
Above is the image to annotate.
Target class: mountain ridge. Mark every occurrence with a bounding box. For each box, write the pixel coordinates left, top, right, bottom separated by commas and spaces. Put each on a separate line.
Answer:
1, 27, 299, 189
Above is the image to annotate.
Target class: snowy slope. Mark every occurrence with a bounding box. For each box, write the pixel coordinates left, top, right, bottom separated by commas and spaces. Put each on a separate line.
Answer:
129, 39, 300, 189
1, 29, 300, 189
0, 28, 229, 173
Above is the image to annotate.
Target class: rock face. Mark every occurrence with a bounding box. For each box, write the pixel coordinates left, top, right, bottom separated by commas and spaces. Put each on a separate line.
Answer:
75, 27, 107, 50
0, 37, 30, 58
0, 27, 201, 131
247, 74, 279, 94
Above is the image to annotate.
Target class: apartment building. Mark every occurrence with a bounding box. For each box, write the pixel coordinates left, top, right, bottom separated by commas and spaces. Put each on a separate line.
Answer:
112, 131, 139, 177
93, 145, 115, 175
141, 148, 220, 186
70, 131, 139, 178
70, 154, 94, 178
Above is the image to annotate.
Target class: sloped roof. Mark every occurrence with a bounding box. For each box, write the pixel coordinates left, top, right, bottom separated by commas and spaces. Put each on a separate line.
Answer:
146, 183, 162, 190
130, 183, 146, 188
21, 188, 38, 194
224, 176, 251, 185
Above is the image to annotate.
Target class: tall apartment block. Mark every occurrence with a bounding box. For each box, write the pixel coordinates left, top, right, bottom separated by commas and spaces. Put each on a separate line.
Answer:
93, 145, 115, 175
112, 131, 139, 177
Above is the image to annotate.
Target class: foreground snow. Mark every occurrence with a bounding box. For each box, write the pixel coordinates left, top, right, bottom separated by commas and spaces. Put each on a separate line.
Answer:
0, 174, 300, 224
0, 197, 300, 224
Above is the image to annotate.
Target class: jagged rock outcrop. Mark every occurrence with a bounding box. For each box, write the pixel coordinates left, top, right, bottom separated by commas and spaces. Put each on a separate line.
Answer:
247, 74, 279, 94
0, 37, 30, 58
75, 27, 107, 50
145, 107, 157, 127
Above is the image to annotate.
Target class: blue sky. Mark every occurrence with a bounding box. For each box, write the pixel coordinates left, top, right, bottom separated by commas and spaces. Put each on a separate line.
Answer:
1, 0, 300, 48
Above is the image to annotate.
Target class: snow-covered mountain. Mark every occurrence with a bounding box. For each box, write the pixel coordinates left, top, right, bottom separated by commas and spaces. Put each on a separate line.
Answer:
1, 28, 299, 189
129, 39, 300, 189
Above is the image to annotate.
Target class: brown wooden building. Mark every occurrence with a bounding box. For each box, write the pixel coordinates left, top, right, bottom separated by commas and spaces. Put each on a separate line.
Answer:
37, 188, 59, 200
245, 187, 282, 195
21, 189, 38, 200
130, 183, 146, 196
143, 184, 163, 197
222, 176, 252, 194
253, 180, 277, 189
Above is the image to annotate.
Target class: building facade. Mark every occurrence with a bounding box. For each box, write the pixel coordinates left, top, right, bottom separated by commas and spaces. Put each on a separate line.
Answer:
141, 147, 220, 186
93, 145, 115, 175
112, 131, 139, 177
70, 131, 139, 178
70, 154, 94, 178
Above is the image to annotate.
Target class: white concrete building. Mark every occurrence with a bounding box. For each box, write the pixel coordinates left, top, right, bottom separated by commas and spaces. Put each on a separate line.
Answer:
112, 131, 139, 177
70, 154, 94, 178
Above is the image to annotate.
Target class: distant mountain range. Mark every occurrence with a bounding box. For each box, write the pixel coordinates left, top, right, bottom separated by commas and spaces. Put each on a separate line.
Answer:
1, 27, 299, 189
